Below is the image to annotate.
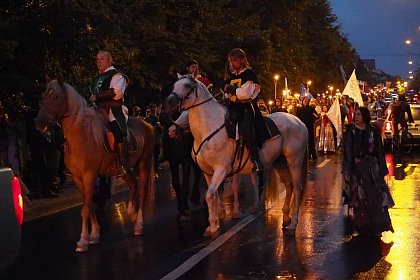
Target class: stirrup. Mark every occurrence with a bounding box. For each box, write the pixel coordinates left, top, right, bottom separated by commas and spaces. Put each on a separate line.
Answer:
252, 160, 264, 172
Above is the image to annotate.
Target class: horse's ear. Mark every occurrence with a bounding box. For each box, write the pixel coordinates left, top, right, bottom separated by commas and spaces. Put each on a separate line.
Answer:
187, 74, 197, 85
45, 73, 52, 83
176, 73, 183, 79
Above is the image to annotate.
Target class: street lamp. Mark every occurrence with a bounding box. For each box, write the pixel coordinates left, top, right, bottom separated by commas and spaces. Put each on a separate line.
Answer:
405, 39, 420, 47
409, 76, 414, 79
328, 86, 334, 96
408, 61, 413, 65
274, 74, 279, 100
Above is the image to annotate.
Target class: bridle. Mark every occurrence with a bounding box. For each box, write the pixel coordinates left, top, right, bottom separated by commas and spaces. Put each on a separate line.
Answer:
168, 77, 222, 113
40, 82, 73, 126
169, 79, 198, 112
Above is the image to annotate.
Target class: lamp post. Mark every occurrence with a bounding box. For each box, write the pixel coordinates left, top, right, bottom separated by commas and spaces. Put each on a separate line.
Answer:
329, 86, 334, 96
274, 74, 279, 100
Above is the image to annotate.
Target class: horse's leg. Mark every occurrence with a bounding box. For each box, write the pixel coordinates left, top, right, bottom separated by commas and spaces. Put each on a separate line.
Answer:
284, 158, 304, 233
282, 180, 293, 228
250, 173, 260, 213
204, 169, 227, 236
231, 175, 241, 219
75, 176, 95, 252
134, 158, 151, 236
124, 173, 138, 223
89, 205, 100, 245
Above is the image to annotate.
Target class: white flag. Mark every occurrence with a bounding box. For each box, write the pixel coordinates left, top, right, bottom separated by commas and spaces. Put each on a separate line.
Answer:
342, 69, 364, 107
327, 97, 342, 147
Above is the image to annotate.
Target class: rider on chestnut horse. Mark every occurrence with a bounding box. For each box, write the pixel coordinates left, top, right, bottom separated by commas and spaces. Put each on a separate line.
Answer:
89, 50, 129, 176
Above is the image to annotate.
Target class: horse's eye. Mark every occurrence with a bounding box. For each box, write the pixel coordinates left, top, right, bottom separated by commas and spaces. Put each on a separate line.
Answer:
185, 84, 192, 89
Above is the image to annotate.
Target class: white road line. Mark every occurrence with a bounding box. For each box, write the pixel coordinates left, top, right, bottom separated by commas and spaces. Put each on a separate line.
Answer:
160, 213, 261, 280
316, 158, 331, 168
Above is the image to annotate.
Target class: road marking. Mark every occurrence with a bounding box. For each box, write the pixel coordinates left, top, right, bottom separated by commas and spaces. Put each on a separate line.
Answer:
316, 159, 331, 168
160, 213, 261, 280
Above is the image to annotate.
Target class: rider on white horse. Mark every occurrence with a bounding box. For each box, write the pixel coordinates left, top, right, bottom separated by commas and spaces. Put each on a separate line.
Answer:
223, 48, 269, 172
89, 50, 129, 175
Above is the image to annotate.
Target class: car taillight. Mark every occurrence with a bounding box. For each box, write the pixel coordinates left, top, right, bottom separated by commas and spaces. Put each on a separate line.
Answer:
11, 176, 23, 225
385, 122, 392, 132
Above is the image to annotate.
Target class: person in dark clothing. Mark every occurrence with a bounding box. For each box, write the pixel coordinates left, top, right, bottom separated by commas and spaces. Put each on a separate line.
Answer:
25, 106, 59, 198
342, 107, 394, 236
297, 97, 319, 161
144, 104, 163, 172
223, 48, 270, 172
390, 94, 414, 135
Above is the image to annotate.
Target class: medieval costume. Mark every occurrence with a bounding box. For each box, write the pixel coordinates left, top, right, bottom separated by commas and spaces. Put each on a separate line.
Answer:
318, 112, 335, 153
342, 124, 394, 236
225, 68, 270, 171
91, 66, 128, 175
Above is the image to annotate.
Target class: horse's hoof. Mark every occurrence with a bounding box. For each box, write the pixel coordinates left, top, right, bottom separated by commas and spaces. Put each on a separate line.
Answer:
75, 241, 89, 252
282, 218, 292, 228
129, 213, 137, 224
133, 226, 143, 236
89, 233, 100, 245
203, 226, 219, 237
232, 212, 242, 219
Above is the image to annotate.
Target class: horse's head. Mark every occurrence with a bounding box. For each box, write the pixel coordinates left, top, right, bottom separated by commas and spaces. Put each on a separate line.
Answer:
34, 78, 68, 132
164, 74, 198, 112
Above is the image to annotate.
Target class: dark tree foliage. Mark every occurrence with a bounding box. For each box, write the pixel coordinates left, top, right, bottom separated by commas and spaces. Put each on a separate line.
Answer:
0, 0, 359, 111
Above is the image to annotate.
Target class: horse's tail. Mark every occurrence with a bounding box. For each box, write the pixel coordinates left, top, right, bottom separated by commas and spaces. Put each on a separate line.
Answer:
265, 156, 287, 206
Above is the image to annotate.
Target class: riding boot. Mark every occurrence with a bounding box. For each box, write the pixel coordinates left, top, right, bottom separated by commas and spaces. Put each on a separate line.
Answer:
116, 142, 129, 177
248, 144, 264, 172
240, 116, 264, 172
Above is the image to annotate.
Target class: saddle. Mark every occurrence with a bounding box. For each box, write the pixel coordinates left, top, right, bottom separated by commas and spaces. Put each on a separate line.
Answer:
104, 127, 138, 154
225, 114, 281, 175
95, 108, 139, 154
225, 115, 281, 141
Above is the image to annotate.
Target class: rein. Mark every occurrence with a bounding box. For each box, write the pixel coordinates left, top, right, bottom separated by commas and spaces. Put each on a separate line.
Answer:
181, 91, 223, 112
192, 123, 226, 162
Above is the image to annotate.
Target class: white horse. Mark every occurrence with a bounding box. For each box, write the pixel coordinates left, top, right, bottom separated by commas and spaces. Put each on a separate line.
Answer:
165, 75, 308, 235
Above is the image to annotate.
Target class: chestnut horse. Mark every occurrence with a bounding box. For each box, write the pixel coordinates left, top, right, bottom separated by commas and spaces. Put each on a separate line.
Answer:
34, 79, 155, 252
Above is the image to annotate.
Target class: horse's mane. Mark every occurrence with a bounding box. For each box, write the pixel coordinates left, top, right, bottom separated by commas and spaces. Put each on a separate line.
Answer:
49, 80, 105, 147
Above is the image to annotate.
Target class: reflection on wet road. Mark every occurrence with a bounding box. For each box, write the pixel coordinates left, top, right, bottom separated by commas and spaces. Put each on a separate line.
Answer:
3, 150, 420, 280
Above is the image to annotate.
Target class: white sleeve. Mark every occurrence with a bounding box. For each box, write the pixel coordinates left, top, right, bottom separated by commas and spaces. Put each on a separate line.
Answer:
110, 74, 127, 100
174, 111, 189, 129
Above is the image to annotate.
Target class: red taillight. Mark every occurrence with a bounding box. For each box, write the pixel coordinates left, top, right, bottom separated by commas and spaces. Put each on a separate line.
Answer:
11, 176, 23, 225
385, 122, 392, 132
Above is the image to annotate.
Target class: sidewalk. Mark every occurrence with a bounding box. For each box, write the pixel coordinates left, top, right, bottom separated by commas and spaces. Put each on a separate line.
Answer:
23, 178, 129, 223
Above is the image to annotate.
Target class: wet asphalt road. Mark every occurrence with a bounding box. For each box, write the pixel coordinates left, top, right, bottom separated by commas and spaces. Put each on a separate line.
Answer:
3, 148, 420, 280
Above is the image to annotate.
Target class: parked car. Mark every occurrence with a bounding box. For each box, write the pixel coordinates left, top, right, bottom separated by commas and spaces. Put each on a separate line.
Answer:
383, 104, 420, 144
0, 168, 23, 274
